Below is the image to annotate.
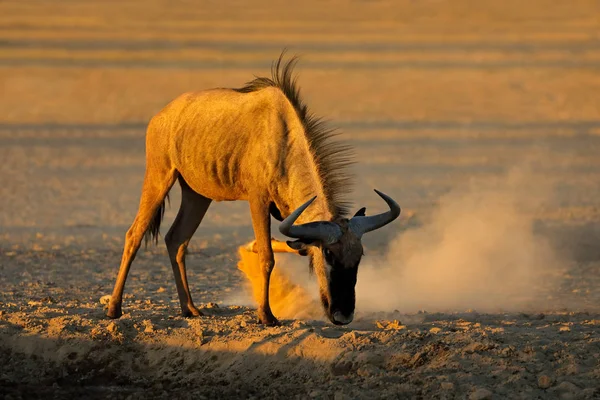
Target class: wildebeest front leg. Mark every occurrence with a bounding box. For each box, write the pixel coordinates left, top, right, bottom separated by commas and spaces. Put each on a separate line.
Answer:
248, 195, 279, 326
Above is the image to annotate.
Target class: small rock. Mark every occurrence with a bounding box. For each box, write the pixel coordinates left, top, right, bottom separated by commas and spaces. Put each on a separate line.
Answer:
355, 351, 385, 367
470, 388, 493, 400
441, 382, 455, 390
559, 326, 571, 332
291, 320, 305, 329
580, 388, 599, 399
538, 374, 554, 389
330, 361, 353, 376
143, 320, 154, 333
99, 295, 111, 305
500, 346, 515, 357
107, 322, 118, 333
376, 319, 405, 330
550, 381, 580, 395
409, 351, 425, 367
334, 393, 350, 400
156, 287, 166, 293
430, 327, 442, 334
240, 320, 247, 328
356, 364, 379, 377
464, 342, 486, 354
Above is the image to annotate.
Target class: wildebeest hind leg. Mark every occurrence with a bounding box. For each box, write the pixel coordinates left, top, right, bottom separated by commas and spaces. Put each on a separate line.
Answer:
165, 177, 212, 317
107, 167, 178, 319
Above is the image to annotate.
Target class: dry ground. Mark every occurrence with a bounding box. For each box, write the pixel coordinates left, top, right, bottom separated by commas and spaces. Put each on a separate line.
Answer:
1, 1, 600, 399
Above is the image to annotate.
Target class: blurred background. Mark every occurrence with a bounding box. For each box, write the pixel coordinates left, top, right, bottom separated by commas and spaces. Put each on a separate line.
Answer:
1, 0, 600, 301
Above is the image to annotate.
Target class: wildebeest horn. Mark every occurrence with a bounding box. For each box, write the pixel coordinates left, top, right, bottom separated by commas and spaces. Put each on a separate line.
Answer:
349, 189, 401, 237
279, 196, 342, 244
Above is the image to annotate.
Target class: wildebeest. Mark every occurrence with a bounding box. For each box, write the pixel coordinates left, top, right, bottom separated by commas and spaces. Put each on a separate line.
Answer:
106, 51, 401, 326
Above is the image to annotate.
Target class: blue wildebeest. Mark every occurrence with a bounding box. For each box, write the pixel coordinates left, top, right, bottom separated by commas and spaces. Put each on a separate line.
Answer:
106, 52, 401, 326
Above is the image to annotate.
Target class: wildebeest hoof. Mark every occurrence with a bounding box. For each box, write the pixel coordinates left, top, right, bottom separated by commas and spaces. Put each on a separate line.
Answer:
106, 304, 122, 319
182, 306, 203, 318
258, 310, 280, 326
260, 317, 281, 326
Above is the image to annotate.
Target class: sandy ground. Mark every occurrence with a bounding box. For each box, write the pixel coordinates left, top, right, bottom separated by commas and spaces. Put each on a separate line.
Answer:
2, 1, 600, 399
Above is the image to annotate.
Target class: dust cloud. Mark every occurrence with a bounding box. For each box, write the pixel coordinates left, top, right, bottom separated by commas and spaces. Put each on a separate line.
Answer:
355, 159, 565, 315
236, 246, 321, 320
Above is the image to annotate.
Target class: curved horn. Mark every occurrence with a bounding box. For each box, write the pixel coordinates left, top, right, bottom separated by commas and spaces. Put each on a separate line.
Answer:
279, 196, 342, 244
349, 189, 401, 237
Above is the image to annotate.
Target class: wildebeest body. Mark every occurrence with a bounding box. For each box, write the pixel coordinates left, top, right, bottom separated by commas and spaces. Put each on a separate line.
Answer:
106, 52, 400, 326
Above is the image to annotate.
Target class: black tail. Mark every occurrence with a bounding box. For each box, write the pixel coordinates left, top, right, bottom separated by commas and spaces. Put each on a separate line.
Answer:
144, 193, 169, 248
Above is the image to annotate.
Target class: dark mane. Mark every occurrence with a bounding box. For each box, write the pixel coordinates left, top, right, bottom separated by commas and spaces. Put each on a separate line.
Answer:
234, 51, 355, 217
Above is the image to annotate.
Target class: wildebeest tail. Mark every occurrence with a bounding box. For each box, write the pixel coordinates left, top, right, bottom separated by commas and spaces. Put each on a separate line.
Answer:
144, 193, 169, 247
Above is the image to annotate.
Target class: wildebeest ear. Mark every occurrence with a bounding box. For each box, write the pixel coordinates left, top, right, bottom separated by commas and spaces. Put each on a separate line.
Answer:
353, 207, 367, 217
286, 239, 313, 256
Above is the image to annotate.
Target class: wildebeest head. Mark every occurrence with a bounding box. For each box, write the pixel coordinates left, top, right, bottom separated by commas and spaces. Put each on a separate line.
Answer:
279, 190, 401, 325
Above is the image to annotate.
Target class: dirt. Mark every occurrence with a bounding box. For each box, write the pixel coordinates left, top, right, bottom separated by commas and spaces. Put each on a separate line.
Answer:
2, 0, 600, 399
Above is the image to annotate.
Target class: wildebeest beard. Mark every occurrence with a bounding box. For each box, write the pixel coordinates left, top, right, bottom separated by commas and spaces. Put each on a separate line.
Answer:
307, 227, 363, 324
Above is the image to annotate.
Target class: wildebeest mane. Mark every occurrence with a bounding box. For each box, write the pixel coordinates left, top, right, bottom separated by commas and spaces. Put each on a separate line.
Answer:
234, 51, 356, 217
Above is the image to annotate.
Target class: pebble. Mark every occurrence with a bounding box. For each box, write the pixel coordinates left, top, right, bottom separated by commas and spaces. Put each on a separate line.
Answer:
330, 361, 353, 376
470, 388, 493, 400
581, 388, 599, 399
291, 320, 305, 329
334, 393, 350, 400
549, 381, 581, 396
143, 320, 154, 333
355, 351, 385, 367
99, 295, 111, 305
107, 322, 118, 333
356, 364, 379, 377
538, 374, 554, 389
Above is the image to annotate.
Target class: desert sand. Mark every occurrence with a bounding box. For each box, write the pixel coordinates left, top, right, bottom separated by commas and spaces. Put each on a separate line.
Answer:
1, 1, 600, 399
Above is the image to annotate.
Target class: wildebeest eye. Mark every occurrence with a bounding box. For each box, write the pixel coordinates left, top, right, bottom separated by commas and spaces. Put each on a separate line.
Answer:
323, 248, 332, 259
